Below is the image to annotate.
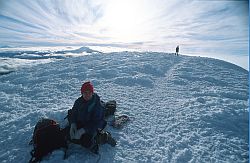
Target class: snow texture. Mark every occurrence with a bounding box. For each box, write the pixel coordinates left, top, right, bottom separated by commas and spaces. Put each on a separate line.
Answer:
0, 47, 248, 163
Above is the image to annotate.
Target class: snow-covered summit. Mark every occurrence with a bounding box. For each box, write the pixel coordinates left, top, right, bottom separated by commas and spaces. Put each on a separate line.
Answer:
0, 51, 248, 162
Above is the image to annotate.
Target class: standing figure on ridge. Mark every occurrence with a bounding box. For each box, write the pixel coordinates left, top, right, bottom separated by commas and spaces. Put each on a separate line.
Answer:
175, 45, 179, 56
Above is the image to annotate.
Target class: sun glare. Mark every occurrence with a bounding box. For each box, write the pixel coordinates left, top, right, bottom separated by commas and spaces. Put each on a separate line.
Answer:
101, 0, 148, 42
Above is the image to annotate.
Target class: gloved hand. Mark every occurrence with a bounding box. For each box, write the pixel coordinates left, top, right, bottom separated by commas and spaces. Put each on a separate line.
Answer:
74, 128, 86, 139
70, 123, 77, 140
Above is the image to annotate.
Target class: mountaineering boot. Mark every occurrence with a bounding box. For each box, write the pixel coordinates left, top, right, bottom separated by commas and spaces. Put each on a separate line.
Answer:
90, 143, 99, 154
96, 131, 117, 147
105, 131, 117, 147
89, 135, 99, 154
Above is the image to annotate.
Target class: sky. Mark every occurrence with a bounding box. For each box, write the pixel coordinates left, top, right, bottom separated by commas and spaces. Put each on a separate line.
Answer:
0, 0, 249, 69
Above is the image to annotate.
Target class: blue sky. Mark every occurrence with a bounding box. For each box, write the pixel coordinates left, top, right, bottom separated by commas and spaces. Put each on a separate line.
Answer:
0, 0, 248, 69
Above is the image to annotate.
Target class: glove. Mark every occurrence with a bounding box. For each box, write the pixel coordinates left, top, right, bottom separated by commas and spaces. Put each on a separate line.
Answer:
70, 123, 77, 140
74, 128, 86, 139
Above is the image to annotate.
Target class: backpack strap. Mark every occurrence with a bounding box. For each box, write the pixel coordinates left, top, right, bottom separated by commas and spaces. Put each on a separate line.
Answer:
29, 149, 35, 163
63, 145, 69, 160
29, 149, 41, 163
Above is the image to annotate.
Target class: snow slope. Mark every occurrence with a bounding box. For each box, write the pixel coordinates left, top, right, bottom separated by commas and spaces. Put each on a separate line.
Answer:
0, 51, 248, 163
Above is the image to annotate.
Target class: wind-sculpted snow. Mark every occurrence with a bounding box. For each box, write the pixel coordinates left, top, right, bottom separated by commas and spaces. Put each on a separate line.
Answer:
0, 51, 248, 163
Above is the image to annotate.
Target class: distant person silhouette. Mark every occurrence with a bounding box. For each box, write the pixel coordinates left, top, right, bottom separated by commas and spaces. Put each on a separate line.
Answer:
175, 45, 179, 56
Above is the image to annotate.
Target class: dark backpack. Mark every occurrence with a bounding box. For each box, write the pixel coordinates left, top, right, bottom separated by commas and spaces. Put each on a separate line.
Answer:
29, 118, 67, 163
104, 100, 117, 117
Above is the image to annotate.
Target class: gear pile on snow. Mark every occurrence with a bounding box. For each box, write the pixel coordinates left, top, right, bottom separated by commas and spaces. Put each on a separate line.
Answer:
29, 100, 130, 162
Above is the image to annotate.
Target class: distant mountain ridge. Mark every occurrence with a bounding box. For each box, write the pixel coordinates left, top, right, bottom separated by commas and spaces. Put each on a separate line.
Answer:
55, 46, 100, 54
